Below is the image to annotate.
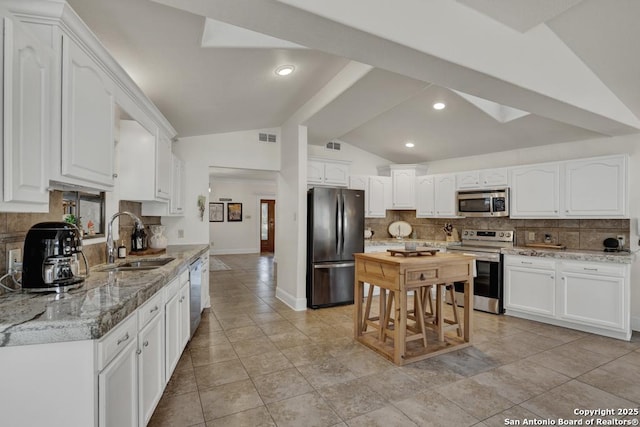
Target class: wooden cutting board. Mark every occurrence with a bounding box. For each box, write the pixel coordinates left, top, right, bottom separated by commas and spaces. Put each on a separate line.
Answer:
525, 243, 566, 250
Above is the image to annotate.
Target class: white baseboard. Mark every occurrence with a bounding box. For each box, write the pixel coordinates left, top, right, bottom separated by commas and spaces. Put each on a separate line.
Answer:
210, 247, 259, 255
275, 286, 307, 311
632, 315, 640, 332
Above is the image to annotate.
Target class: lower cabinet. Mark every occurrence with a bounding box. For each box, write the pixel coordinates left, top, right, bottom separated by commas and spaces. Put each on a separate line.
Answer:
98, 339, 138, 427
138, 306, 165, 427
504, 255, 630, 340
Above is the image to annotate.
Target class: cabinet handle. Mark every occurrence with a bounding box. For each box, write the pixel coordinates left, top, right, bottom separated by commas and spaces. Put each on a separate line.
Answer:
562, 277, 566, 280
117, 332, 130, 346
150, 305, 159, 314
419, 273, 426, 281
112, 173, 118, 178
584, 267, 598, 271
521, 261, 533, 265
554, 210, 558, 213
143, 340, 149, 347
179, 296, 185, 303
550, 276, 554, 280
136, 349, 142, 355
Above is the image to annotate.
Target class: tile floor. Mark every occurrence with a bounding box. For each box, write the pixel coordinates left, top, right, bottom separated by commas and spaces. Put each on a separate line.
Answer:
149, 254, 640, 427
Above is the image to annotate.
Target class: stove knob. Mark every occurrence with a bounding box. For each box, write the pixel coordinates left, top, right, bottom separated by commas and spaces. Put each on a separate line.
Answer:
469, 231, 475, 236
463, 231, 468, 236
505, 232, 511, 238
499, 232, 504, 237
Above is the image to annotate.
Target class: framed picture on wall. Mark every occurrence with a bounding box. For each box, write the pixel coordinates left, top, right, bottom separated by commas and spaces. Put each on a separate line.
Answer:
209, 203, 224, 222
227, 202, 243, 222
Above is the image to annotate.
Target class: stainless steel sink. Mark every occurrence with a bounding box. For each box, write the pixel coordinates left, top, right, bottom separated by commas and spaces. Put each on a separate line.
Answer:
99, 257, 175, 272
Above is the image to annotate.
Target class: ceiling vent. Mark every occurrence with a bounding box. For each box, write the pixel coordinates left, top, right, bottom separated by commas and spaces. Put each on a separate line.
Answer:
325, 141, 341, 151
258, 132, 277, 143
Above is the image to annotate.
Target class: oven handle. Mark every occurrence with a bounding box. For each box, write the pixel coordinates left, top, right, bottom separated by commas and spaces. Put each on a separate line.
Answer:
449, 250, 500, 263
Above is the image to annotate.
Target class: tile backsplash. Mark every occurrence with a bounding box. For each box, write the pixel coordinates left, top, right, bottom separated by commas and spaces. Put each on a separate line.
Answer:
366, 211, 630, 251
0, 192, 161, 277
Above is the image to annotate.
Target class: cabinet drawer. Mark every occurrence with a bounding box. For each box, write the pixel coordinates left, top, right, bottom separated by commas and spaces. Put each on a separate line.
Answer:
138, 291, 163, 330
505, 256, 555, 270
406, 268, 438, 285
560, 261, 626, 278
97, 312, 137, 370
164, 277, 180, 300
179, 269, 189, 286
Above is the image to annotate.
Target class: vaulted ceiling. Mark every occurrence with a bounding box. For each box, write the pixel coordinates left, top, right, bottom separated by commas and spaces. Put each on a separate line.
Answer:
68, 0, 640, 163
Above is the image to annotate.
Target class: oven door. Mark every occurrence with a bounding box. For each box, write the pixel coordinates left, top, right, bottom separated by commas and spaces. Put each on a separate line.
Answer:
451, 253, 504, 314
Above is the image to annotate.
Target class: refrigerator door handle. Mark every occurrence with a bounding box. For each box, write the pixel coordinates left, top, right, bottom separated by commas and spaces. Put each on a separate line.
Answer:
336, 193, 343, 256
341, 193, 346, 255
313, 262, 354, 269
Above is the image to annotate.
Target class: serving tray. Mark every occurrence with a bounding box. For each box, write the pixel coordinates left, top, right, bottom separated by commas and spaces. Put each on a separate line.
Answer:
387, 248, 438, 257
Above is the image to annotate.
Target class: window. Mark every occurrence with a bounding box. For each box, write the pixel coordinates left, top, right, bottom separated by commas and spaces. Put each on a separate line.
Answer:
62, 191, 106, 238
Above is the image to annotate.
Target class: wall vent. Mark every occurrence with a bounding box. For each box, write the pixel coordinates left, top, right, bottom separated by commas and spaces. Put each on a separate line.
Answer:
258, 132, 277, 143
325, 141, 341, 151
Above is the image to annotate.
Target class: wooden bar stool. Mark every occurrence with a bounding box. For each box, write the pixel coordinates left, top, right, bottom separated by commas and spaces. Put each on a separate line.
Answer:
381, 288, 428, 348
432, 283, 463, 341
361, 283, 388, 341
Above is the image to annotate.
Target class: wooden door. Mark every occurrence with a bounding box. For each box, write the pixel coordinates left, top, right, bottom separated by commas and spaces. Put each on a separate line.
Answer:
260, 199, 275, 253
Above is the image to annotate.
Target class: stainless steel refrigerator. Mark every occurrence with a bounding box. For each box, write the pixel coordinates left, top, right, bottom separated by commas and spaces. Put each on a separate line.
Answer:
307, 187, 365, 308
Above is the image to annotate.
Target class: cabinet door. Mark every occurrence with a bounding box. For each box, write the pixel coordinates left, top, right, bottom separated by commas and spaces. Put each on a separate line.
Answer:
201, 255, 210, 310
391, 169, 416, 209
61, 36, 115, 187
480, 168, 508, 187
456, 171, 480, 189
2, 18, 50, 205
164, 293, 180, 380
138, 312, 164, 427
98, 339, 137, 427
323, 162, 349, 186
559, 270, 625, 330
155, 134, 172, 200
564, 156, 627, 217
434, 174, 457, 217
179, 282, 191, 350
415, 175, 435, 217
349, 175, 369, 215
307, 160, 324, 184
170, 154, 184, 214
504, 265, 556, 317
367, 176, 389, 218
509, 163, 560, 217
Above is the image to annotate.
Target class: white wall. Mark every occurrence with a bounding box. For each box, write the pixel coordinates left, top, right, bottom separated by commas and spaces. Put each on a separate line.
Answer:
423, 133, 640, 331
208, 178, 276, 254
167, 128, 281, 245
308, 139, 391, 175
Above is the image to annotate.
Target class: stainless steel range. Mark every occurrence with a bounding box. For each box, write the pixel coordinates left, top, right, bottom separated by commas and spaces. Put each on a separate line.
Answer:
446, 229, 514, 314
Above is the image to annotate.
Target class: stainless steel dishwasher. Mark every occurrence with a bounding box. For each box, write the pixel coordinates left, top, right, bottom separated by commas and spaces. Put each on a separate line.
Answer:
189, 258, 202, 337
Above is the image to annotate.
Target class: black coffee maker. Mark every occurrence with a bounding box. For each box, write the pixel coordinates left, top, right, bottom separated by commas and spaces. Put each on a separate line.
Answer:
22, 222, 87, 292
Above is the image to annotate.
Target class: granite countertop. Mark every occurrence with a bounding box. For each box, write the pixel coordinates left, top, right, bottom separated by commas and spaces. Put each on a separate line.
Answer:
502, 247, 635, 264
0, 244, 209, 347
365, 238, 459, 249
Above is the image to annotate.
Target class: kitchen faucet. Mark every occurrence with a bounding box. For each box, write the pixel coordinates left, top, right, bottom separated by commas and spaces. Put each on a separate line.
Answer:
106, 211, 144, 264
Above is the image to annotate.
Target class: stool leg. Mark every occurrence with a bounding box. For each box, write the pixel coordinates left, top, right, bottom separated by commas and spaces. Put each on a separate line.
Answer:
413, 289, 428, 347
436, 284, 444, 342
447, 284, 463, 337
362, 284, 374, 332
382, 290, 395, 343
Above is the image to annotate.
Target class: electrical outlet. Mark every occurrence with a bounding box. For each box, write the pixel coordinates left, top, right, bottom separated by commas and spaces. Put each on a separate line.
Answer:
528, 232, 536, 241
8, 248, 21, 273
617, 235, 625, 247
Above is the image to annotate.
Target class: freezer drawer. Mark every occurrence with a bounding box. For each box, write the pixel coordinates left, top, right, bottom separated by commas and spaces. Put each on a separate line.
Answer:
308, 262, 354, 308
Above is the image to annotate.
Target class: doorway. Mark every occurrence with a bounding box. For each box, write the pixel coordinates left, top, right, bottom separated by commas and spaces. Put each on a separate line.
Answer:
260, 199, 275, 253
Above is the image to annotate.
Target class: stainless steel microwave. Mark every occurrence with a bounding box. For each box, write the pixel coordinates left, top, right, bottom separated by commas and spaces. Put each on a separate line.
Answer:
456, 188, 509, 217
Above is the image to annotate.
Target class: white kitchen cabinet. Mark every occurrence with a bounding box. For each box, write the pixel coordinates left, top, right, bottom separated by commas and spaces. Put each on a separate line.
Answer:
60, 35, 116, 189
563, 155, 627, 217
169, 154, 185, 215
307, 158, 350, 187
558, 261, 627, 332
119, 120, 174, 203
504, 256, 556, 317
179, 270, 191, 349
504, 255, 631, 340
509, 163, 561, 218
1, 17, 51, 211
378, 164, 428, 210
348, 175, 390, 217
164, 278, 181, 380
456, 168, 508, 189
415, 174, 457, 218
200, 254, 211, 310
137, 294, 165, 427
98, 338, 138, 427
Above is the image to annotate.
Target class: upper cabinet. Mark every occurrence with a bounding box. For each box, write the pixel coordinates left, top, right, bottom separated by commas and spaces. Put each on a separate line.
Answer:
169, 154, 185, 215
563, 155, 627, 218
416, 174, 458, 218
378, 164, 428, 210
509, 155, 628, 219
509, 163, 561, 218
456, 168, 508, 189
59, 35, 116, 189
0, 16, 52, 211
349, 175, 391, 218
308, 158, 349, 187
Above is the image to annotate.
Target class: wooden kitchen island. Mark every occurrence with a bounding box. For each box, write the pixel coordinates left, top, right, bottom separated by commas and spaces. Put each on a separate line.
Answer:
354, 252, 475, 365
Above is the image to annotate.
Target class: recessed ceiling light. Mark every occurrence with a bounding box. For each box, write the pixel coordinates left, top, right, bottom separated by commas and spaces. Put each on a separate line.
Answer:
405, 142, 415, 148
275, 65, 295, 76
433, 102, 446, 110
